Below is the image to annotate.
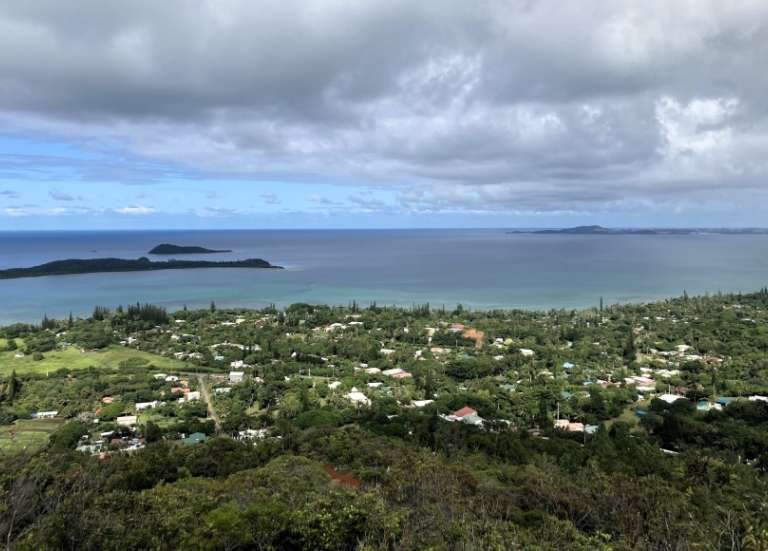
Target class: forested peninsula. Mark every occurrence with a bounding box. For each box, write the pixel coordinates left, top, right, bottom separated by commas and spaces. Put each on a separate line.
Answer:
0, 257, 282, 279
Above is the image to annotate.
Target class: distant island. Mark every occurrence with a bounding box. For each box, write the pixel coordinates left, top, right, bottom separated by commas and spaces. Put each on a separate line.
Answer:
0, 257, 282, 280
149, 243, 232, 255
509, 225, 768, 235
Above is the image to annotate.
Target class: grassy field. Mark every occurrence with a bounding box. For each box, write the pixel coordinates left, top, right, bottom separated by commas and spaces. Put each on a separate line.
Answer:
0, 345, 188, 376
0, 418, 65, 455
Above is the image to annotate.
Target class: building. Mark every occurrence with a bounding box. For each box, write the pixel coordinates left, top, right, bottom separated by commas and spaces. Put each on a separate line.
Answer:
229, 371, 245, 384
31, 411, 58, 419
184, 391, 201, 402
345, 387, 371, 406
116, 415, 138, 427
451, 406, 483, 426
182, 432, 208, 445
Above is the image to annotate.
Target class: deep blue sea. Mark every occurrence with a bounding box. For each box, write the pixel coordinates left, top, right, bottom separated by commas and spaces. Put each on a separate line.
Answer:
1, 229, 767, 324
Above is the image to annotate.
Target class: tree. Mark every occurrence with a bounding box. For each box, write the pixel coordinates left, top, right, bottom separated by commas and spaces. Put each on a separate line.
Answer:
6, 370, 20, 402
623, 329, 636, 363
49, 421, 88, 450
424, 368, 435, 399
144, 421, 163, 443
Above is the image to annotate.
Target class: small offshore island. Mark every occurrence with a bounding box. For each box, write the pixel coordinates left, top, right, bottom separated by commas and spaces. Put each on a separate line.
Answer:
509, 225, 768, 235
149, 243, 232, 255
0, 257, 282, 280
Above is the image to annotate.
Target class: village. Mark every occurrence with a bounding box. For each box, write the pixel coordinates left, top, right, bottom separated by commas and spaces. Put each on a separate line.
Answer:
3, 292, 767, 461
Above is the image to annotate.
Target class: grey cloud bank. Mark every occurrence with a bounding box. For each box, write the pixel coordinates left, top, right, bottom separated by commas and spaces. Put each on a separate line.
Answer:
0, 0, 767, 223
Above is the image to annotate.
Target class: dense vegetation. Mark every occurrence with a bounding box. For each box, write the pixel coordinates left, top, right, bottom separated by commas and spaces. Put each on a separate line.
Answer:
1, 290, 768, 549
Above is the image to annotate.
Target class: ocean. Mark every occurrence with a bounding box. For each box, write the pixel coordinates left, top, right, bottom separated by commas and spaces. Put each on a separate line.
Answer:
1, 229, 767, 324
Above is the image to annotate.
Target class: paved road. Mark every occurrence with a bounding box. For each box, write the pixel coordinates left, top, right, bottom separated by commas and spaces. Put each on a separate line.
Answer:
196, 375, 222, 433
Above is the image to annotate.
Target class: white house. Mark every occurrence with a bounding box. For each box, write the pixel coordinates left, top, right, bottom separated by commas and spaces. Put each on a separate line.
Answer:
229, 371, 245, 384
32, 411, 58, 419
328, 381, 342, 390
345, 387, 370, 406
185, 391, 201, 402
135, 401, 159, 411
519, 348, 535, 357
116, 415, 138, 427
658, 393, 685, 404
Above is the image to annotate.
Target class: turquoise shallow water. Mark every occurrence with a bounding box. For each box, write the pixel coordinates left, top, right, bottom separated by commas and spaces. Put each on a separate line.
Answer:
0, 229, 767, 323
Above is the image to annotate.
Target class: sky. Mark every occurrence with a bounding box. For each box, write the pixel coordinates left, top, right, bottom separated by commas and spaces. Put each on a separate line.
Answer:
0, 1, 767, 230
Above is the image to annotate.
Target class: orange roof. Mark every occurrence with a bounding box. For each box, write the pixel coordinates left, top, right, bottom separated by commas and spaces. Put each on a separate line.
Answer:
453, 406, 477, 418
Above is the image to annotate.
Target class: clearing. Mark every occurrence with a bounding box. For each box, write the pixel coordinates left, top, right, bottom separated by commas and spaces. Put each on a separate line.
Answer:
0, 418, 65, 455
0, 345, 188, 376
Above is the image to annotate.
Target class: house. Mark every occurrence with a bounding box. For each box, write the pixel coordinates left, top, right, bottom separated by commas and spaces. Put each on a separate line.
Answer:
182, 432, 208, 445
451, 406, 483, 426
716, 396, 736, 407
554, 419, 587, 432
410, 399, 434, 408
380, 348, 396, 356
214, 387, 232, 394
345, 387, 370, 406
238, 428, 268, 440
101, 396, 114, 404
697, 400, 722, 412
31, 411, 58, 419
367, 382, 384, 388
135, 401, 159, 411
116, 415, 138, 427
165, 375, 179, 382
153, 373, 167, 380
184, 391, 201, 402
364, 367, 381, 374
328, 381, 342, 390
382, 368, 411, 379
562, 362, 575, 369
658, 394, 685, 404
448, 323, 465, 333
519, 348, 535, 357
229, 371, 245, 384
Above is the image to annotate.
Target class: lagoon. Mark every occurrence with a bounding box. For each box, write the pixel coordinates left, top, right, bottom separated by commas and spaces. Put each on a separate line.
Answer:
1, 229, 767, 323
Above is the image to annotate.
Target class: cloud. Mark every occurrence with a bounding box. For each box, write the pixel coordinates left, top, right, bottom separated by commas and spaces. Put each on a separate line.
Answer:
113, 205, 155, 215
0, 1, 767, 220
49, 189, 81, 201
307, 194, 343, 206
0, 189, 20, 199
260, 192, 280, 205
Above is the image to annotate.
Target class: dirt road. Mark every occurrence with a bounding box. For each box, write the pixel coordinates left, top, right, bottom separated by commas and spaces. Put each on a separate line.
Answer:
197, 375, 222, 433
